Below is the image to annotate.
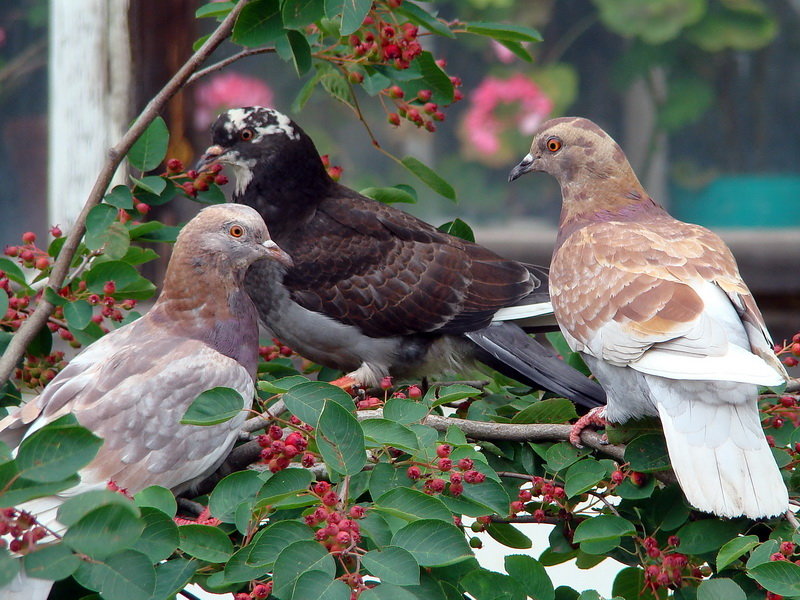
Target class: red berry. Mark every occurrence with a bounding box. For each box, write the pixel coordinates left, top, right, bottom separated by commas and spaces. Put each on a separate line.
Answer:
301, 453, 316, 467
780, 395, 797, 407
449, 482, 464, 496
182, 182, 197, 196
457, 458, 473, 471
668, 535, 680, 547
780, 541, 795, 556
34, 257, 49, 270
630, 472, 646, 486
387, 112, 401, 126
533, 509, 546, 522
792, 343, 800, 356
380, 376, 393, 390
269, 425, 283, 440
49, 225, 62, 238
784, 357, 799, 367
22, 232, 36, 244
3, 246, 17, 257
407, 385, 422, 398
771, 552, 787, 561
438, 458, 452, 471
19, 249, 34, 262
103, 281, 116, 295
214, 174, 229, 185
136, 202, 150, 215
349, 505, 365, 519
322, 491, 339, 506
406, 466, 421, 480
428, 478, 446, 493
436, 444, 451, 458
313, 481, 331, 496
387, 85, 404, 99
510, 500, 525, 513
611, 470, 625, 484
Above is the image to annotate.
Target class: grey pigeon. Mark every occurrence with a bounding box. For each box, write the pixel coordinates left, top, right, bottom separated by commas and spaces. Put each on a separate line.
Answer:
510, 116, 789, 519
196, 106, 606, 409
0, 203, 291, 599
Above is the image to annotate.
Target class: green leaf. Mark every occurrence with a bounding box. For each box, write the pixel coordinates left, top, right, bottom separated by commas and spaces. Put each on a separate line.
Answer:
233, 0, 284, 46
486, 523, 532, 549
544, 442, 591, 473
0, 257, 28, 287
64, 300, 93, 330
131, 175, 166, 195
413, 51, 454, 104
391, 519, 473, 567
339, 0, 372, 35
512, 398, 578, 424
196, 2, 235, 18
716, 535, 759, 571
317, 400, 366, 475
593, 0, 705, 44
83, 260, 141, 293
361, 186, 418, 205
178, 524, 234, 562
0, 548, 18, 588
151, 558, 198, 600
282, 0, 324, 29
0, 294, 7, 325
209, 470, 263, 522
362, 546, 420, 586
63, 503, 144, 559
286, 30, 312, 75
58, 490, 139, 527
16, 415, 103, 482
85, 204, 118, 249
258, 375, 310, 394
749, 561, 800, 595
459, 478, 511, 515
196, 183, 227, 205
128, 117, 169, 171
747, 540, 778, 569
359, 583, 420, 600
272, 540, 336, 599
132, 507, 179, 563
375, 488, 452, 523
396, 2, 454, 38
22, 543, 79, 581
460, 568, 525, 600
495, 40, 533, 62
255, 468, 315, 508
464, 22, 543, 42
697, 578, 745, 600
624, 433, 672, 472
290, 569, 351, 600
73, 549, 156, 600
564, 459, 607, 498
180, 386, 245, 426
247, 521, 315, 567
134, 485, 177, 517
361, 418, 419, 452
383, 396, 428, 424
573, 515, 635, 544
675, 519, 744, 555
437, 219, 475, 242
401, 156, 455, 201
282, 381, 354, 427
505, 555, 554, 600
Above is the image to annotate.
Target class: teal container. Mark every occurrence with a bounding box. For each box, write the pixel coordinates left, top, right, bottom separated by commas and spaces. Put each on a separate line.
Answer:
671, 175, 800, 228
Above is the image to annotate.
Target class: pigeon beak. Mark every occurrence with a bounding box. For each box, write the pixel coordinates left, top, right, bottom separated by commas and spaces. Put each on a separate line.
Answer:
262, 239, 293, 268
195, 144, 228, 171
508, 153, 536, 183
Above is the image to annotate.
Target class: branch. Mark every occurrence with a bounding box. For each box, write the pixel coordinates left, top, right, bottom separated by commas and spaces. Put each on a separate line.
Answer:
0, 0, 251, 387
185, 47, 277, 86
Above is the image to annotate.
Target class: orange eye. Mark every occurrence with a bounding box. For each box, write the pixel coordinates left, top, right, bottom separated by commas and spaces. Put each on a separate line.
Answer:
229, 225, 244, 238
546, 137, 562, 152
240, 128, 255, 141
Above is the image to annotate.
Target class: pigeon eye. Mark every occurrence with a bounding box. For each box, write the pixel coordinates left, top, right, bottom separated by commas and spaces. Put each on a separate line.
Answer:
229, 225, 245, 238
546, 137, 562, 153
240, 128, 255, 141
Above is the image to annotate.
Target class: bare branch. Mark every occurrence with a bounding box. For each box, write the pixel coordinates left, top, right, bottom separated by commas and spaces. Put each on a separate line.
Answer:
185, 47, 277, 86
0, 0, 251, 387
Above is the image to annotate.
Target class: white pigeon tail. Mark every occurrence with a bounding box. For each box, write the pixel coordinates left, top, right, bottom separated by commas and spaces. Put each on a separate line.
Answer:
510, 116, 789, 519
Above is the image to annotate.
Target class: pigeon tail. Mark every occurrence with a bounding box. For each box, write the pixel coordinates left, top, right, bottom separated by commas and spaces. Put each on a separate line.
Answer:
650, 376, 788, 519
466, 322, 606, 409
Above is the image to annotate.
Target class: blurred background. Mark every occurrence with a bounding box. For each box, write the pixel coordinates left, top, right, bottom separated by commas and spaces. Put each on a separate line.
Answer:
1, 0, 799, 342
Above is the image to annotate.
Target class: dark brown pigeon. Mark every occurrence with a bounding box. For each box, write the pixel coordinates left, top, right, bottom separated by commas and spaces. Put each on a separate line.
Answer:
509, 116, 788, 519
196, 107, 606, 409
0, 203, 291, 599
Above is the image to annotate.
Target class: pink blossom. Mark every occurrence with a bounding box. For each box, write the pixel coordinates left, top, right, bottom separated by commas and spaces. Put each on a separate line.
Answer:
461, 74, 553, 158
194, 72, 274, 129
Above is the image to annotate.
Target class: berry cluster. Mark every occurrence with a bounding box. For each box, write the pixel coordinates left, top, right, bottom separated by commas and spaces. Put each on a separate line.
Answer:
773, 332, 800, 368
0, 508, 48, 554
4, 231, 51, 271
233, 581, 272, 600
640, 536, 697, 592
406, 444, 485, 497
304, 482, 364, 553
347, 7, 422, 70
258, 338, 295, 362
609, 469, 647, 487
385, 74, 462, 132
762, 392, 800, 432
320, 155, 343, 182
257, 423, 316, 473
166, 158, 228, 199
13, 351, 66, 389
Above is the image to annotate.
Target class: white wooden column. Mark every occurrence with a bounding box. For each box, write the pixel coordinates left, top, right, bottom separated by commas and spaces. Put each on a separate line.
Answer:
48, 0, 131, 228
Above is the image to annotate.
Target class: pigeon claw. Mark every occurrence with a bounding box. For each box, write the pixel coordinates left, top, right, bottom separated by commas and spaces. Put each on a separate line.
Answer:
329, 375, 359, 394
569, 407, 608, 448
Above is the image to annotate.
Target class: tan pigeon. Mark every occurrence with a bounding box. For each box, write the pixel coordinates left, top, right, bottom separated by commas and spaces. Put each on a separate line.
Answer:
509, 117, 789, 519
0, 203, 291, 599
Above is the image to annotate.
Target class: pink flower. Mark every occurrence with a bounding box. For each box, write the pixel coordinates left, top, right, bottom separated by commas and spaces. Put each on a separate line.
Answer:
194, 72, 274, 129
460, 74, 553, 163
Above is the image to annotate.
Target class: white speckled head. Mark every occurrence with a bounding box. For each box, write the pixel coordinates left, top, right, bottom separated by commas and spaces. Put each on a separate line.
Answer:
221, 107, 300, 142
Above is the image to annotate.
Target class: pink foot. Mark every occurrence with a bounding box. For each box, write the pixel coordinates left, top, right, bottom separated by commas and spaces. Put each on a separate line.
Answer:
329, 375, 358, 394
174, 506, 221, 526
569, 407, 608, 447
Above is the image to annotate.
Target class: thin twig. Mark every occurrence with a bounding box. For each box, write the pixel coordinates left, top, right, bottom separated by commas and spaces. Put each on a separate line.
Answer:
0, 0, 251, 388
185, 47, 277, 86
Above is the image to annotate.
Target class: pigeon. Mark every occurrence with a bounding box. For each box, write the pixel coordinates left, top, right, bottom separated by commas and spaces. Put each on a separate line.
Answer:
196, 106, 606, 409
509, 116, 789, 519
0, 204, 292, 599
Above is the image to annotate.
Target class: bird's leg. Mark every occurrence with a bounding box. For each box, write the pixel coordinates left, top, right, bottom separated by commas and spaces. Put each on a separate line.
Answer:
328, 375, 358, 393
569, 406, 608, 448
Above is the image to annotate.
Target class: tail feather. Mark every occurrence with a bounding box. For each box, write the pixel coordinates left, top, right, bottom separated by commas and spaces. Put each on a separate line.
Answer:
650, 376, 787, 519
466, 322, 606, 409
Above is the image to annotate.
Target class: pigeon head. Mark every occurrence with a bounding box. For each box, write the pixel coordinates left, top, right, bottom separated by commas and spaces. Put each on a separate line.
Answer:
508, 117, 639, 185
175, 203, 292, 273
197, 107, 329, 200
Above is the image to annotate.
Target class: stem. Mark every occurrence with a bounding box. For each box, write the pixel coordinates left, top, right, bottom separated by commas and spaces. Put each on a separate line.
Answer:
0, 0, 251, 388
185, 47, 277, 86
